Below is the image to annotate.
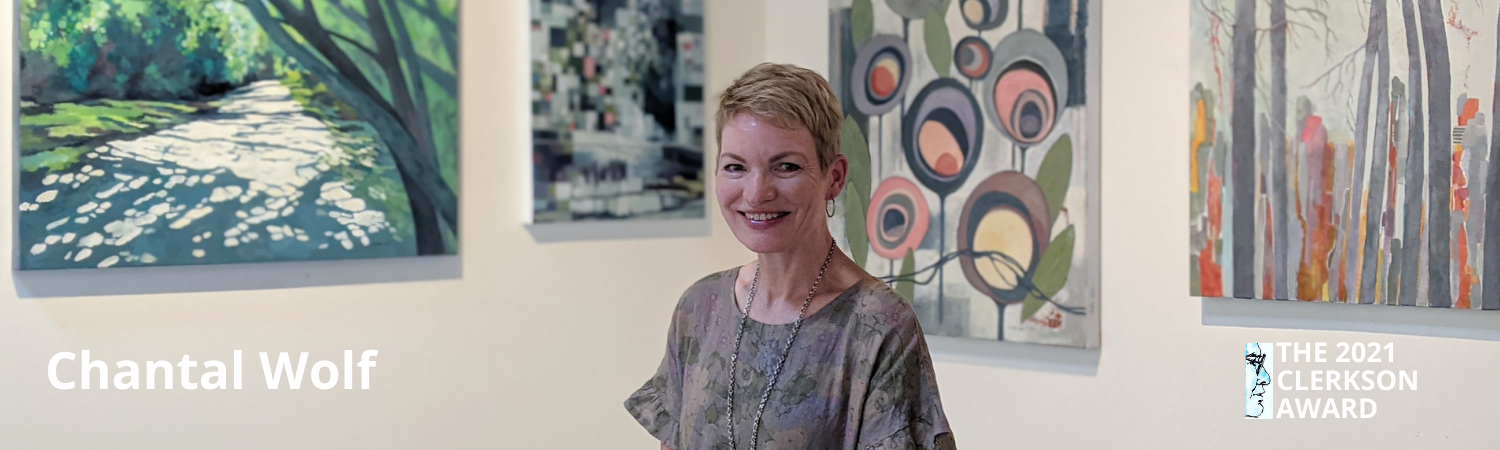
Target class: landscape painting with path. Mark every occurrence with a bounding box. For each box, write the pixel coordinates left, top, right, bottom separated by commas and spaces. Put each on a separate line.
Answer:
16, 0, 460, 270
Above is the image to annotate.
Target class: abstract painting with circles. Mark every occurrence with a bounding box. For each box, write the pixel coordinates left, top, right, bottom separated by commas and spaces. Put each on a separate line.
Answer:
830, 0, 1099, 347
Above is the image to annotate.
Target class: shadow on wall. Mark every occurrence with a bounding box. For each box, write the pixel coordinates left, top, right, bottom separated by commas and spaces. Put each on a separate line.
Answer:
926, 335, 1102, 377
524, 219, 711, 243
1203, 297, 1500, 342
11, 256, 461, 298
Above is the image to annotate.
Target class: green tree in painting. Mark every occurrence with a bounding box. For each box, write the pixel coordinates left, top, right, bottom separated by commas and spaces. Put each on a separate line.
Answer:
243, 0, 460, 255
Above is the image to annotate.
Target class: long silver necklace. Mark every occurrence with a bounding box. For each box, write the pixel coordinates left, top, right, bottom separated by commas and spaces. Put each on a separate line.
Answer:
725, 240, 838, 450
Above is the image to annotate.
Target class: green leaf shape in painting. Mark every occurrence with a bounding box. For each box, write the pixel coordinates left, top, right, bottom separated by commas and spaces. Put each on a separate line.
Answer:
845, 182, 870, 267
1036, 134, 1074, 224
840, 115, 872, 204
1021, 225, 1075, 320
897, 248, 917, 302
923, 0, 953, 78
840, 115, 872, 266
1020, 297, 1047, 322
852, 0, 875, 48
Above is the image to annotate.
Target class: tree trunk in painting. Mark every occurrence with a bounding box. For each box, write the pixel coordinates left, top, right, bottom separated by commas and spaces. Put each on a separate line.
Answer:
1339, 1, 1383, 302
364, 0, 446, 248
1290, 98, 1310, 298
245, 0, 459, 255
1416, 0, 1452, 308
1259, 114, 1271, 295
1231, 0, 1257, 298
381, 0, 440, 160
1271, 0, 1291, 300
1358, 0, 1392, 304
1486, 5, 1500, 310
1386, 78, 1408, 305
1397, 0, 1425, 307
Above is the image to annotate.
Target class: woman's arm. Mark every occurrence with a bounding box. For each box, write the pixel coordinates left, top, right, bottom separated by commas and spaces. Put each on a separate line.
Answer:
857, 313, 955, 449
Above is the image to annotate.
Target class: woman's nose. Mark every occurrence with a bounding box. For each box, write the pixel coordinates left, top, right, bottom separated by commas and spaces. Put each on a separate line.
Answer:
744, 172, 777, 205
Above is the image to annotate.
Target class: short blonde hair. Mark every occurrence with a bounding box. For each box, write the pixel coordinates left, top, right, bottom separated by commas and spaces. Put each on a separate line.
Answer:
717, 63, 843, 170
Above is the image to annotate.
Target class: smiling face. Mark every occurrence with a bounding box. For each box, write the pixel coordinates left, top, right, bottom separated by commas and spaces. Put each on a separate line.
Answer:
717, 114, 847, 254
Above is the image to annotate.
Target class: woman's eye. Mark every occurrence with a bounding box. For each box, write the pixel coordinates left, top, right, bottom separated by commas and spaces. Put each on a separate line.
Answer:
722, 164, 745, 173
776, 162, 801, 172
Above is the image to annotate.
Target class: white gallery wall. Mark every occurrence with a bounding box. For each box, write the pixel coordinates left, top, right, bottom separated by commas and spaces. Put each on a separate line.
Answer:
0, 0, 1497, 448
0, 0, 764, 448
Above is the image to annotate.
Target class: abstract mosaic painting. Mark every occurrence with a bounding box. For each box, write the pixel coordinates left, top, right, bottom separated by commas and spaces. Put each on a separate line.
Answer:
530, 0, 706, 223
1190, 0, 1500, 308
16, 0, 460, 270
830, 0, 1099, 347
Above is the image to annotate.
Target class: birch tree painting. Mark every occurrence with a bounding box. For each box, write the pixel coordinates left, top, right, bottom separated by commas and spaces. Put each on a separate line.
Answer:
1190, 0, 1500, 309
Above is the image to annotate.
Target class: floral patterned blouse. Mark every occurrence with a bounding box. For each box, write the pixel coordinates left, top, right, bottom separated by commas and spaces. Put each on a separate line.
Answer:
626, 267, 956, 449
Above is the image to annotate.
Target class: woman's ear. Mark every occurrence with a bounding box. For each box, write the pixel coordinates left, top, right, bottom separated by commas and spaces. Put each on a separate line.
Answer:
827, 154, 849, 200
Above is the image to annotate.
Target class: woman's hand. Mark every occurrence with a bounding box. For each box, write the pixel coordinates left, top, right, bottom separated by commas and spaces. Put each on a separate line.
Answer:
660, 443, 675, 450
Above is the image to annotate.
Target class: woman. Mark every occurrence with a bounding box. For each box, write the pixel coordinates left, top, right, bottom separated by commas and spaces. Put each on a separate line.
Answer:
625, 63, 955, 450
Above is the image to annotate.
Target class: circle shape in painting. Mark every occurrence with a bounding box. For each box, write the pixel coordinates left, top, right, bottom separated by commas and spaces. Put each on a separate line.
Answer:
956, 171, 1052, 304
954, 36, 993, 81
867, 177, 932, 260
901, 78, 984, 197
959, 0, 1008, 31
851, 35, 914, 117
983, 30, 1069, 146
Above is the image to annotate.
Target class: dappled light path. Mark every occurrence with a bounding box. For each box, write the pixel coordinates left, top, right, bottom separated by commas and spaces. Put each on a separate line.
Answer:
17, 80, 413, 270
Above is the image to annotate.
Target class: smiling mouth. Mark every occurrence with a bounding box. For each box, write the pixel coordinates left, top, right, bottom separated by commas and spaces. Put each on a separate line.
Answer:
742, 212, 790, 222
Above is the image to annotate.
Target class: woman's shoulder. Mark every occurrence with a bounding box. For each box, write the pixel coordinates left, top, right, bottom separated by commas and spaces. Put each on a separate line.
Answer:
668, 267, 740, 317
681, 267, 738, 299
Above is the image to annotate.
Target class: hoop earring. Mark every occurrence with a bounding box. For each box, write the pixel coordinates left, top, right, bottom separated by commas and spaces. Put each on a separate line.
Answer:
827, 199, 836, 217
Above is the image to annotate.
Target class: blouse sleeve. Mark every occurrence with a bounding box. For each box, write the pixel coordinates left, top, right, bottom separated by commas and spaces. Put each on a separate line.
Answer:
857, 314, 956, 450
624, 296, 686, 448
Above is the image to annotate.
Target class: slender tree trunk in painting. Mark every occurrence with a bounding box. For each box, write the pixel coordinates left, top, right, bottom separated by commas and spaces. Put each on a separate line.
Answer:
1485, 5, 1500, 310
1386, 78, 1407, 305
245, 0, 459, 255
1330, 139, 1349, 300
1417, 0, 1452, 308
1230, 0, 1257, 298
381, 0, 440, 160
365, 0, 446, 246
364, 0, 436, 158
1290, 101, 1310, 298
1397, 0, 1425, 306
1338, 2, 1383, 302
1359, 0, 1392, 304
1259, 114, 1271, 296
1271, 0, 1291, 300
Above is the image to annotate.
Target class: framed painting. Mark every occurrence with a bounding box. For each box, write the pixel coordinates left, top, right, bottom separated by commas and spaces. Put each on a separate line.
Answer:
529, 0, 707, 224
830, 0, 1100, 347
1190, 0, 1500, 309
15, 0, 461, 270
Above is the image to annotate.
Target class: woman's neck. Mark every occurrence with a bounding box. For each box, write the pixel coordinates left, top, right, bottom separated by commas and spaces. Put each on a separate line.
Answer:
753, 233, 840, 310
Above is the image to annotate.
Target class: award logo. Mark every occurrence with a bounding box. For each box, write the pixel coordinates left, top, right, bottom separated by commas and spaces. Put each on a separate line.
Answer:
1244, 343, 1273, 419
